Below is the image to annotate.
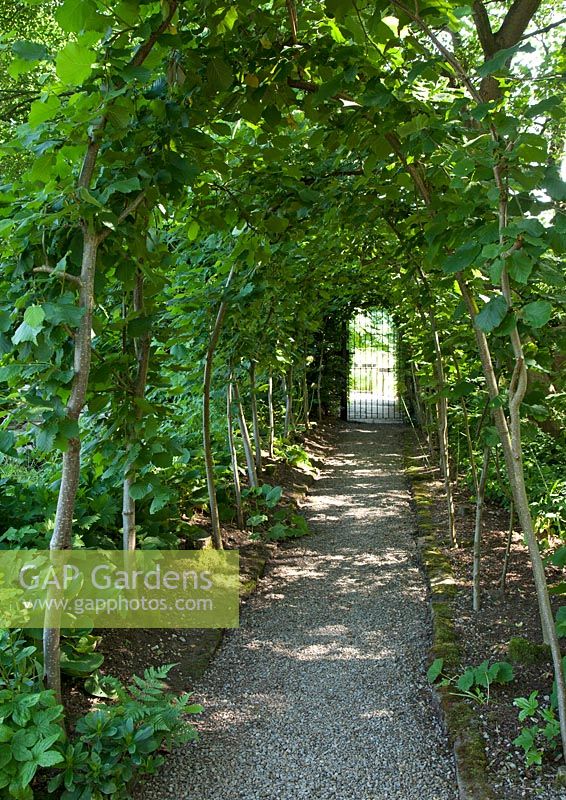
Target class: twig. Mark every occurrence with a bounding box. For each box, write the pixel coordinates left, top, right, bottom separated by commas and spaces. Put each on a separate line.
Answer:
33, 266, 82, 287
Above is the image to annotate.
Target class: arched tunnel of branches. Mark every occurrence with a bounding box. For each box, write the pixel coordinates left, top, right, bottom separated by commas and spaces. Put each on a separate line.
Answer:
0, 1, 564, 798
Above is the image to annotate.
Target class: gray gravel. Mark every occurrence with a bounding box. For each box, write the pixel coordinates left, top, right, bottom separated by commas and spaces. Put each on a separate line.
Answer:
139, 423, 458, 800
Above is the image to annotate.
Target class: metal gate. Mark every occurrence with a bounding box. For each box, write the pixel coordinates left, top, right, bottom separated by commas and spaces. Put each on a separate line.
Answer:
347, 309, 404, 423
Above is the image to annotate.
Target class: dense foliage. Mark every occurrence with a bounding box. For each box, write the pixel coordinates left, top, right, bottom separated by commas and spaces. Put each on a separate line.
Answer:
0, 0, 564, 793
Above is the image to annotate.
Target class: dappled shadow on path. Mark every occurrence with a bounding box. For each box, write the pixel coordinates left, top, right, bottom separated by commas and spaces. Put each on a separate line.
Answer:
137, 423, 457, 800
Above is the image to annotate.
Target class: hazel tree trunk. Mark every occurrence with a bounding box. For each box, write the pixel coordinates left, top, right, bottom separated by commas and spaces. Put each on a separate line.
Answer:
44, 229, 99, 700
472, 446, 490, 612
249, 361, 262, 475
42, 1, 179, 702
283, 367, 294, 438
267, 372, 275, 458
227, 377, 244, 529
202, 268, 235, 551
122, 269, 151, 551
233, 376, 258, 489
459, 275, 566, 760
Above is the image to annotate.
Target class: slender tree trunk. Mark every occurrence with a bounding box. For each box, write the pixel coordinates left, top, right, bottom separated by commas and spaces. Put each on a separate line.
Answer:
417, 302, 456, 547
302, 360, 310, 430
227, 377, 244, 529
459, 275, 566, 759
267, 372, 275, 458
44, 229, 99, 700
233, 376, 258, 488
452, 353, 479, 495
499, 502, 515, 595
283, 367, 294, 438
42, 1, 179, 702
203, 267, 234, 551
122, 270, 151, 551
316, 345, 324, 422
473, 447, 490, 612
249, 361, 262, 475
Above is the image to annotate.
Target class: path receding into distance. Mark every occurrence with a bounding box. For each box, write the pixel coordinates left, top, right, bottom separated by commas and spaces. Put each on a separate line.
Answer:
140, 423, 458, 800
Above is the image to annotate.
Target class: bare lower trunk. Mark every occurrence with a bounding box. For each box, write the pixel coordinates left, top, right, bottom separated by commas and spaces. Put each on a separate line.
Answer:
44, 230, 99, 700
499, 502, 515, 595
302, 362, 310, 430
233, 377, 258, 488
122, 270, 150, 551
267, 373, 275, 457
249, 361, 262, 475
472, 447, 490, 612
283, 368, 293, 438
203, 268, 234, 551
425, 318, 456, 547
316, 350, 324, 422
42, 3, 178, 702
227, 378, 244, 528
459, 275, 566, 760
122, 474, 136, 551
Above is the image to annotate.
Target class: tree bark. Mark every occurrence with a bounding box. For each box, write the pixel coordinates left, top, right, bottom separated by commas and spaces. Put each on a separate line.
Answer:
202, 268, 234, 551
227, 377, 244, 529
42, 0, 179, 702
458, 275, 566, 759
267, 372, 275, 458
122, 269, 151, 551
283, 367, 294, 438
499, 502, 515, 595
233, 377, 258, 488
249, 361, 262, 475
302, 359, 310, 430
44, 229, 98, 700
473, 447, 490, 612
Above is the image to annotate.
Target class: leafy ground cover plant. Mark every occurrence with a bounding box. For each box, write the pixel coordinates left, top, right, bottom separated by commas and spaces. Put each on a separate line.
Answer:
242, 483, 310, 542
49, 664, 202, 800
513, 690, 561, 767
428, 657, 515, 705
0, 630, 65, 800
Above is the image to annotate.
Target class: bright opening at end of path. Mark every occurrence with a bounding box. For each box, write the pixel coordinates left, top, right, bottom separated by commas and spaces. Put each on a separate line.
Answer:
347, 308, 404, 424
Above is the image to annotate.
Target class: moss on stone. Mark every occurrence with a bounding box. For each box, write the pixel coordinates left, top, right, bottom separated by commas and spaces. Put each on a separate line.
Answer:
507, 636, 551, 666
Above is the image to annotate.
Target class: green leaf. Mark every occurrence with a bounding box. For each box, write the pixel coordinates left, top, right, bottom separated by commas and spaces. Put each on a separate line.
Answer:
0, 724, 12, 743
36, 750, 64, 768
55, 41, 96, 85
507, 250, 534, 284
475, 295, 508, 333
12, 40, 49, 61
60, 651, 104, 676
24, 305, 45, 330
0, 310, 11, 332
129, 482, 152, 500
149, 490, 171, 514
477, 43, 534, 77
28, 95, 62, 126
521, 300, 552, 328
427, 658, 444, 683
42, 301, 84, 327
55, 0, 101, 32
206, 58, 233, 91
490, 661, 514, 683
20, 760, 38, 788
456, 669, 475, 692
442, 242, 481, 274
111, 176, 142, 195
187, 220, 200, 241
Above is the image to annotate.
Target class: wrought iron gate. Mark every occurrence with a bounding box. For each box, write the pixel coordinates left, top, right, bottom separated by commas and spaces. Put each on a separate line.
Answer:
347, 309, 404, 423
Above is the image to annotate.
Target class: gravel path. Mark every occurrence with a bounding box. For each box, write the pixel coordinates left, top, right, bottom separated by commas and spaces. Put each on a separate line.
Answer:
140, 423, 458, 800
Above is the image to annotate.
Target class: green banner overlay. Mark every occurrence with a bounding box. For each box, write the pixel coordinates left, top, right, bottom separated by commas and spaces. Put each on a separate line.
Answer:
0, 550, 239, 629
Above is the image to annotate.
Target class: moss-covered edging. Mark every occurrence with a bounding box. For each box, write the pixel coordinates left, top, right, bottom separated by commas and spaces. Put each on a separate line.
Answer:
406, 448, 495, 800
